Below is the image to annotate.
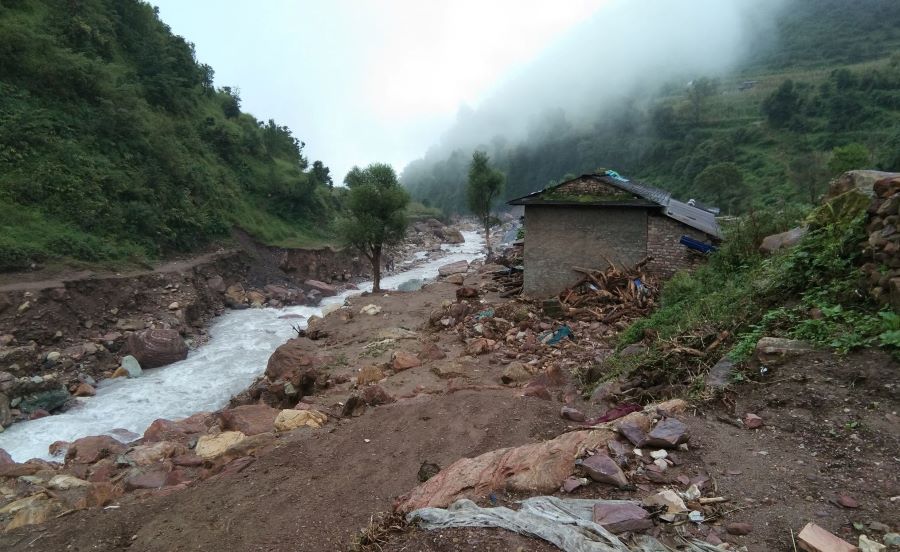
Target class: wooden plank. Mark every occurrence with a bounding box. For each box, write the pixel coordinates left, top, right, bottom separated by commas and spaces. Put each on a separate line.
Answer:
797, 523, 858, 552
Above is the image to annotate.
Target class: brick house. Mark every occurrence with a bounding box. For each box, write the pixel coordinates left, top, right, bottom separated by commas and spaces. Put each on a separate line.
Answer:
508, 171, 722, 297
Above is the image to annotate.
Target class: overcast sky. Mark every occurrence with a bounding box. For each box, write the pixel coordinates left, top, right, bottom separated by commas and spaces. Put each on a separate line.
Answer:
150, 0, 606, 182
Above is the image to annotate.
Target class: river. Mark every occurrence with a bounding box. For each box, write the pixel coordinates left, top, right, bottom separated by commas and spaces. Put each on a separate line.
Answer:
0, 231, 485, 462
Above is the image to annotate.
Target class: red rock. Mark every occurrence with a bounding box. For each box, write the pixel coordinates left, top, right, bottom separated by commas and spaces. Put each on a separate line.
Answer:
143, 412, 213, 445
578, 453, 629, 487
561, 406, 586, 422
0, 448, 12, 465
66, 435, 127, 465
455, 286, 478, 300
48, 440, 71, 457
360, 385, 394, 406
88, 460, 118, 483
265, 339, 322, 390
645, 418, 689, 448
164, 468, 194, 487
30, 409, 50, 420
0, 462, 41, 477
127, 441, 183, 466
522, 383, 551, 400
836, 494, 859, 508
592, 502, 653, 533
562, 477, 587, 493
465, 338, 494, 356
172, 453, 204, 467
419, 342, 447, 361
125, 329, 188, 369
797, 522, 857, 552
72, 383, 96, 397
124, 469, 170, 491
617, 423, 648, 447
304, 279, 337, 297
217, 404, 279, 436
438, 260, 468, 277
743, 413, 764, 429
73, 482, 121, 509
726, 522, 753, 535
391, 351, 422, 371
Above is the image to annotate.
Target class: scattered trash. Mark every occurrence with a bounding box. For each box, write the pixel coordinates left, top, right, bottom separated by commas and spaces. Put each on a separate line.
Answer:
475, 308, 495, 320
688, 510, 705, 523
541, 325, 573, 345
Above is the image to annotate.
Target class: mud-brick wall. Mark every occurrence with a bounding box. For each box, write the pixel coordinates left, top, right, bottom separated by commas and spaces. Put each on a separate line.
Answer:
645, 214, 709, 278
523, 205, 648, 297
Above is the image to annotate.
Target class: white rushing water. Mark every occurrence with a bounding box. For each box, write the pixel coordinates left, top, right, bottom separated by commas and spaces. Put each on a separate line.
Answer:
0, 231, 484, 462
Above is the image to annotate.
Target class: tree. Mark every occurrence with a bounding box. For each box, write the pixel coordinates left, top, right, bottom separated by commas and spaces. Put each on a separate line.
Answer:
466, 151, 505, 259
789, 152, 830, 203
686, 77, 718, 124
337, 163, 409, 292
693, 162, 744, 214
762, 79, 801, 128
828, 143, 870, 175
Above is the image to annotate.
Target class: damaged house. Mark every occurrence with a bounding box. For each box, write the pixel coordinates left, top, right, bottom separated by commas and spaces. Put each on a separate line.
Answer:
508, 171, 722, 297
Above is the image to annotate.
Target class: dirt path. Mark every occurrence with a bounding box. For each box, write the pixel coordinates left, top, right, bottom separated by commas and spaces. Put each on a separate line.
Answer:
0, 250, 238, 293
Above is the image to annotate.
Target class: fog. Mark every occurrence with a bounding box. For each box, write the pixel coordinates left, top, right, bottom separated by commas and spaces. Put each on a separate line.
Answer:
409, 0, 786, 166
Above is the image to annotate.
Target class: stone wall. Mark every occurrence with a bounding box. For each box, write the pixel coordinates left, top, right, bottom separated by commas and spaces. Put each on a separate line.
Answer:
645, 213, 710, 278
523, 205, 648, 297
862, 174, 900, 312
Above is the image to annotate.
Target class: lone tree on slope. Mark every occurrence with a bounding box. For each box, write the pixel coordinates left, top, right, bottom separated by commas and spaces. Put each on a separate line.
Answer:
337, 163, 409, 292
466, 150, 505, 259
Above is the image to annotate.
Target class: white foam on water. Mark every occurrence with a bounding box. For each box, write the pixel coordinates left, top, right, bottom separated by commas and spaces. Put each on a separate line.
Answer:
0, 231, 484, 462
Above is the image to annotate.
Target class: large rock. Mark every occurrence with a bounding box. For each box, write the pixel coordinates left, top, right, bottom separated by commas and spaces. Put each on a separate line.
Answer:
112, 355, 142, 378
394, 401, 687, 513
0, 392, 11, 427
194, 431, 246, 459
265, 339, 322, 392
125, 329, 188, 369
18, 387, 70, 414
273, 409, 327, 432
126, 441, 184, 466
645, 418, 689, 448
500, 362, 532, 384
577, 453, 629, 487
755, 337, 817, 365
304, 279, 337, 297
217, 404, 279, 436
391, 350, 422, 371
592, 501, 653, 534
143, 412, 213, 445
47, 474, 91, 490
438, 260, 468, 277
1, 493, 63, 532
760, 227, 807, 254
437, 228, 465, 244
825, 170, 900, 200
66, 435, 127, 465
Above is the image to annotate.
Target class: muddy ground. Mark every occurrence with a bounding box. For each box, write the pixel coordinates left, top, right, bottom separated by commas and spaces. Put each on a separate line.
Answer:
0, 265, 897, 551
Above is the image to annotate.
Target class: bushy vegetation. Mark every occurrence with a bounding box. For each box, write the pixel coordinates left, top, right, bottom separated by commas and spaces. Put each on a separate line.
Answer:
0, 0, 337, 271
402, 0, 900, 215
607, 191, 897, 392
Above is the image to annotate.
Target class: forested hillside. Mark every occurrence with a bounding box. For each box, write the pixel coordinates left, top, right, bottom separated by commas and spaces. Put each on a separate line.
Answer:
0, 0, 336, 271
402, 0, 900, 215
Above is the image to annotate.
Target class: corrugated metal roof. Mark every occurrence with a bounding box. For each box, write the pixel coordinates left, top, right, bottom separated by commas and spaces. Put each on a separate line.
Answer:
507, 170, 723, 239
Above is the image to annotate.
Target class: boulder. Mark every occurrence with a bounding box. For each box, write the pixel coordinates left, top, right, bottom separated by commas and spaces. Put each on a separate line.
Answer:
755, 337, 817, 365
500, 362, 531, 384
224, 284, 248, 308
437, 228, 465, 244
47, 474, 91, 490
195, 431, 247, 459
592, 501, 653, 534
126, 329, 188, 369
265, 339, 322, 392
419, 342, 447, 361
391, 350, 421, 371
66, 435, 127, 465
18, 387, 70, 414
445, 273, 465, 285
273, 409, 327, 432
124, 469, 170, 491
438, 260, 468, 277
455, 286, 478, 300
247, 291, 266, 307
0, 448, 12, 465
304, 279, 337, 297
645, 418, 689, 448
127, 441, 184, 466
2, 493, 63, 532
577, 453, 629, 487
743, 413, 764, 429
143, 412, 213, 445
217, 404, 279, 436
112, 355, 143, 378
760, 226, 807, 254
72, 382, 96, 397
825, 170, 900, 200
465, 338, 495, 356
207, 275, 226, 293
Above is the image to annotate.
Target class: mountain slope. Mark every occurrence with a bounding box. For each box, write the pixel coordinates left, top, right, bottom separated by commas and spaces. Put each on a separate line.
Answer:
0, 0, 337, 271
401, 0, 900, 215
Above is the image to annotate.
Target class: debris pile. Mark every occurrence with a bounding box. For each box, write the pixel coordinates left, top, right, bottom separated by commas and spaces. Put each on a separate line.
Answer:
555, 260, 658, 325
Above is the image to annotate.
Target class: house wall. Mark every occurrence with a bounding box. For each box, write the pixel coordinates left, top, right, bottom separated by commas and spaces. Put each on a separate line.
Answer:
522, 205, 715, 297
645, 213, 709, 278
523, 205, 648, 297
555, 176, 629, 198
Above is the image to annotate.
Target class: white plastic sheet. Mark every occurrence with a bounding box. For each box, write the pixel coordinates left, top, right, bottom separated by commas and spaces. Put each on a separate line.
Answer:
409, 496, 647, 552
